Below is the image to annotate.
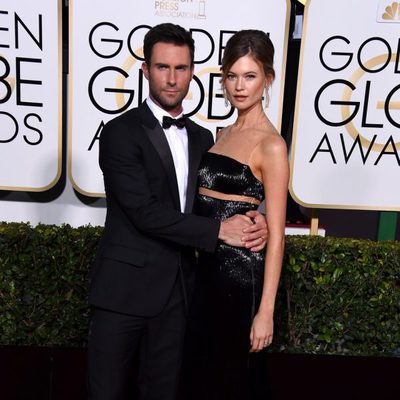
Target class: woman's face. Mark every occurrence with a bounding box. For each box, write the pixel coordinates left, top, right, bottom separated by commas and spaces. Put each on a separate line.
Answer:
224, 54, 270, 111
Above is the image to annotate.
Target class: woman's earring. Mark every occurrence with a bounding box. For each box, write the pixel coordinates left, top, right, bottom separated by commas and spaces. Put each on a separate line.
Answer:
223, 87, 230, 107
264, 86, 270, 108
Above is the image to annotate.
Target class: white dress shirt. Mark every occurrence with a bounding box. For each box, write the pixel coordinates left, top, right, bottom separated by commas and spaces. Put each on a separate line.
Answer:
146, 97, 189, 212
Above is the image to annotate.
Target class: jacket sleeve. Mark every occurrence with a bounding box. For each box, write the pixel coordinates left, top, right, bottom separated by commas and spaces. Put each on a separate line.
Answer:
99, 119, 219, 253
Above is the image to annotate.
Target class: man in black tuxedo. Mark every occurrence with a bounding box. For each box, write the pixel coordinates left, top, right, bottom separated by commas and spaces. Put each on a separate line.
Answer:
88, 23, 267, 400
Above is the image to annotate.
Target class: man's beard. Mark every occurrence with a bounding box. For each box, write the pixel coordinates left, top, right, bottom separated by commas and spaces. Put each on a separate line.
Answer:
149, 83, 189, 112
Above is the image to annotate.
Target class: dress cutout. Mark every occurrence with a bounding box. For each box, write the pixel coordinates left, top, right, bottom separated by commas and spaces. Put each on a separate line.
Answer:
182, 152, 271, 400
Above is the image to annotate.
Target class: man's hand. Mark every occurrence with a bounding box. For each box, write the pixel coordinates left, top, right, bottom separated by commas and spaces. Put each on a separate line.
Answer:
218, 214, 253, 247
242, 210, 268, 252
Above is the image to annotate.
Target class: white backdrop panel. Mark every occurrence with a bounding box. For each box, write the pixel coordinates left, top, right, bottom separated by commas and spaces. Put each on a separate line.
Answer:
0, 0, 62, 191
290, 0, 400, 210
69, 0, 290, 196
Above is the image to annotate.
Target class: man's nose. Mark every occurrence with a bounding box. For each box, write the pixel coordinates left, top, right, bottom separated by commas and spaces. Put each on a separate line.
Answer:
167, 69, 176, 85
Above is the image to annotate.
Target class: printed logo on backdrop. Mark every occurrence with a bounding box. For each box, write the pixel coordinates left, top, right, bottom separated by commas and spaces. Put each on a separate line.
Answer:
0, 0, 61, 191
80, 24, 234, 148
154, 0, 207, 19
377, 0, 400, 22
69, 0, 290, 196
290, 0, 400, 210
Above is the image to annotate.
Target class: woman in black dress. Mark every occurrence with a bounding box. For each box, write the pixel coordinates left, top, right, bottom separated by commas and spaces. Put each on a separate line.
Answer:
182, 30, 289, 399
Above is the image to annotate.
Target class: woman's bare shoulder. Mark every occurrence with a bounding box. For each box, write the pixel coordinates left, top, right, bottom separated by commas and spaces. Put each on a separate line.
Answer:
253, 125, 287, 161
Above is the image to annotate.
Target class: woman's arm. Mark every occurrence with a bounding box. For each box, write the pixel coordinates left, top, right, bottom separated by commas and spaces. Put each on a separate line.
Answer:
249, 133, 289, 352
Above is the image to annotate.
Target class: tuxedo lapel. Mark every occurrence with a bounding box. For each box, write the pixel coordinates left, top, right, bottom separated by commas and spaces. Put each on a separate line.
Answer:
139, 103, 181, 210
185, 121, 203, 213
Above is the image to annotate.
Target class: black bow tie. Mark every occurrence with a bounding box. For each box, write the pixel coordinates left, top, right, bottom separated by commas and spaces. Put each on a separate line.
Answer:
162, 116, 186, 129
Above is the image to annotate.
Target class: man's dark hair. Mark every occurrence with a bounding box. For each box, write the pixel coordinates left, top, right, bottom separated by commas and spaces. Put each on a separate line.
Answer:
143, 23, 195, 65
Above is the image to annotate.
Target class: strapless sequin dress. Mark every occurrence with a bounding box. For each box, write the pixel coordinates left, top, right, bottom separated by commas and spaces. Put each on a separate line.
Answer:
182, 152, 270, 400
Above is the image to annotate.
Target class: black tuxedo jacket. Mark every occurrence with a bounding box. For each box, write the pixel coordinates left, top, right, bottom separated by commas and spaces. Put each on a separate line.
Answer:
89, 102, 219, 317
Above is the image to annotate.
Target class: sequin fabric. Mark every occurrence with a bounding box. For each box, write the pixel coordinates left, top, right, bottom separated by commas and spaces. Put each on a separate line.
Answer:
196, 194, 264, 293
196, 151, 265, 293
183, 152, 269, 399
197, 152, 264, 202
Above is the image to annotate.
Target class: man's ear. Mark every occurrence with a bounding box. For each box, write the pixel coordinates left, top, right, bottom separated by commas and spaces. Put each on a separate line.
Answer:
142, 62, 149, 80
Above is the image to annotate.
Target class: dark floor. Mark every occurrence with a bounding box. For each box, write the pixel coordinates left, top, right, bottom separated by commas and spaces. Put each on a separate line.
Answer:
1, 346, 399, 400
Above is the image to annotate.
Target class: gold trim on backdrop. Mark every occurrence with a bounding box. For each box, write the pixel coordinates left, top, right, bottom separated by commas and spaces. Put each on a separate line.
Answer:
116, 51, 143, 110
193, 66, 221, 122
0, 0, 63, 192
54, 0, 63, 190
288, 0, 400, 212
67, 0, 105, 198
276, 0, 292, 134
67, 0, 291, 198
342, 53, 400, 152
288, 0, 310, 206
287, 187, 400, 211
310, 208, 319, 235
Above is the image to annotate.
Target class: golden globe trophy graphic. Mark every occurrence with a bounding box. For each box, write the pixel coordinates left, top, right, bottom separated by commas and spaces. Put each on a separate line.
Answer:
290, 0, 400, 211
340, 51, 400, 158
0, 55, 15, 100
69, 0, 290, 197
197, 0, 206, 19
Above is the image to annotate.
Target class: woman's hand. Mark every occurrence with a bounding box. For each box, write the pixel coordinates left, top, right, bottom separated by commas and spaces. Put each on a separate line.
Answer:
249, 312, 273, 352
242, 210, 268, 252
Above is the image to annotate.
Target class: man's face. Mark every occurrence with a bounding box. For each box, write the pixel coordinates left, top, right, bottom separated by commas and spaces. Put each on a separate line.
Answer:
142, 42, 194, 117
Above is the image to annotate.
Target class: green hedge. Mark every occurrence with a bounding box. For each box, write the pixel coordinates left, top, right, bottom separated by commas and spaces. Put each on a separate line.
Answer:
0, 222, 399, 356
0, 223, 101, 347
273, 236, 400, 356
